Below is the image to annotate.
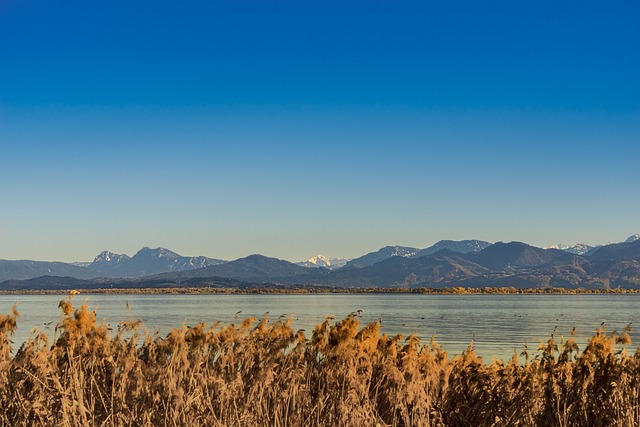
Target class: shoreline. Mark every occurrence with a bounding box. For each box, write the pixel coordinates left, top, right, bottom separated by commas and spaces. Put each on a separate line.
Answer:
1, 286, 639, 295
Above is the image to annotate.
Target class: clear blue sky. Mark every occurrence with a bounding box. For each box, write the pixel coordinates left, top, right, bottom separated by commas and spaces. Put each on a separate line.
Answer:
1, 0, 639, 262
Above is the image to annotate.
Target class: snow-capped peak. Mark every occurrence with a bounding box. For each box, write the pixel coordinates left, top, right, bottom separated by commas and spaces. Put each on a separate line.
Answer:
94, 251, 115, 262
94, 251, 111, 262
92, 251, 130, 264
545, 243, 593, 256
625, 234, 640, 243
296, 255, 351, 269
307, 254, 331, 267
569, 244, 592, 254
133, 247, 181, 259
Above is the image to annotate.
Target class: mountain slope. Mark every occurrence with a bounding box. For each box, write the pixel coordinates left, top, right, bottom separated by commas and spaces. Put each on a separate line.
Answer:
345, 246, 419, 268
412, 240, 492, 258
625, 234, 640, 243
588, 240, 640, 262
545, 243, 594, 255
467, 242, 565, 270
0, 260, 102, 283
153, 254, 310, 281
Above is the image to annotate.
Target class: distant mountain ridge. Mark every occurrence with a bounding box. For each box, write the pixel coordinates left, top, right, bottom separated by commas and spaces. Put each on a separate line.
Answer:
1, 234, 639, 288
287, 250, 490, 287
344, 240, 491, 269
412, 240, 491, 258
89, 247, 226, 277
544, 234, 640, 256
279, 241, 640, 289
588, 239, 640, 262
142, 237, 640, 289
152, 254, 310, 281
0, 260, 102, 283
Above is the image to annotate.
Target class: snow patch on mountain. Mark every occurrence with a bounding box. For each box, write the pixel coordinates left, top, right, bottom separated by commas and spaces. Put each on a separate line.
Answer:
625, 234, 640, 243
92, 251, 131, 265
70, 261, 92, 268
345, 246, 420, 268
546, 244, 570, 251
545, 244, 594, 255
308, 255, 331, 267
413, 240, 492, 258
297, 255, 350, 269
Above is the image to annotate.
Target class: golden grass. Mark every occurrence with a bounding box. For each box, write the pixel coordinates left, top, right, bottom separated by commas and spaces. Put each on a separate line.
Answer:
1, 293, 639, 426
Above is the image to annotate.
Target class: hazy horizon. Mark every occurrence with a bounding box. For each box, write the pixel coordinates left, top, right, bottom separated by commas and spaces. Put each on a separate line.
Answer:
2, 1, 638, 263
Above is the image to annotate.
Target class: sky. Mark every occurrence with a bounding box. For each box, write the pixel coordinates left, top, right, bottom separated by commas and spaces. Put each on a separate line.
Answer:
1, 0, 639, 262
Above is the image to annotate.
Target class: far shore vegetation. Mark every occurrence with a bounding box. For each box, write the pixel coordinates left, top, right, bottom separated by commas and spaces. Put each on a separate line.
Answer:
1, 285, 639, 295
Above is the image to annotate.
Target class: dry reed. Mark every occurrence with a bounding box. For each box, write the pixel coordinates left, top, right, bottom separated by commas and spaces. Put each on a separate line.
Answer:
0, 293, 638, 426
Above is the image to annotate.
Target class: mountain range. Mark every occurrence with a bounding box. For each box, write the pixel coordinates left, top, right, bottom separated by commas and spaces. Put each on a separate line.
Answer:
0, 247, 226, 283
1, 235, 639, 290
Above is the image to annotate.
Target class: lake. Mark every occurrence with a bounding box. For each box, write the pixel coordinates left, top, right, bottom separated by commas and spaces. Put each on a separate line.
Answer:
1, 293, 638, 360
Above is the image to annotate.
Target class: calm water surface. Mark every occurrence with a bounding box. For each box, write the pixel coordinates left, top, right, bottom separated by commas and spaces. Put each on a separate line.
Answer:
1, 293, 638, 360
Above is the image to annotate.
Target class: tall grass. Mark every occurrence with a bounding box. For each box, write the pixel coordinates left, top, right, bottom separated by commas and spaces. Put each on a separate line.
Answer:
1, 294, 638, 426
